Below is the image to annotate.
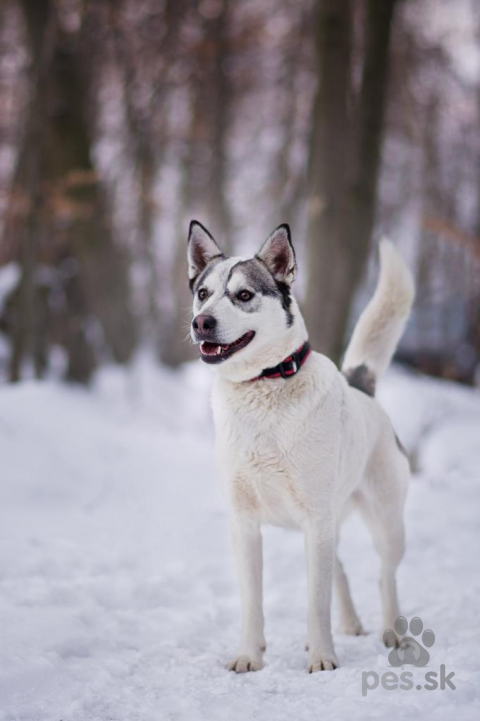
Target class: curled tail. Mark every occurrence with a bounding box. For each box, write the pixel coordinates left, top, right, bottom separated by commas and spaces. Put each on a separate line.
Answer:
342, 239, 415, 397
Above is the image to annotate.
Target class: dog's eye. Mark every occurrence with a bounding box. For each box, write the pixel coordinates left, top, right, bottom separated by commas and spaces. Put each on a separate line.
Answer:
198, 288, 208, 301
237, 290, 254, 302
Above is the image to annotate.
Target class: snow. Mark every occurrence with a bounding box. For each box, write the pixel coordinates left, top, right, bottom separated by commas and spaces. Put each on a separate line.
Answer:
0, 359, 479, 720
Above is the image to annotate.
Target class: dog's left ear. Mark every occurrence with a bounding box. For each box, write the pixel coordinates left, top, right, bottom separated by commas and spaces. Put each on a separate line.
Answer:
187, 220, 223, 285
256, 224, 296, 284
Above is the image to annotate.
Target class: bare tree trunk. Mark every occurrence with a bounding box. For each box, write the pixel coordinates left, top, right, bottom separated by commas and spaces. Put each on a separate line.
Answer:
304, 0, 352, 361
469, 80, 480, 366
49, 12, 137, 371
4, 0, 137, 382
5, 0, 55, 381
304, 0, 397, 363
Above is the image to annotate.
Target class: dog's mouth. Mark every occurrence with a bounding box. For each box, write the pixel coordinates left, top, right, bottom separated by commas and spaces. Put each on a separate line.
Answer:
199, 331, 255, 364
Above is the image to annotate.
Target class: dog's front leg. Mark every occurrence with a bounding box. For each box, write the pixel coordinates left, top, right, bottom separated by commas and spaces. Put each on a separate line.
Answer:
304, 515, 338, 672
227, 517, 265, 673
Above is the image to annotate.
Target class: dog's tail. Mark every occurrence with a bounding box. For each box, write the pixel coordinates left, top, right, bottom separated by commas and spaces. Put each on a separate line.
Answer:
342, 239, 414, 397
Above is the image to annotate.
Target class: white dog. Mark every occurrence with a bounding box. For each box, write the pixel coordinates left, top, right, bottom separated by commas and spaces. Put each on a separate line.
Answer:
187, 221, 414, 673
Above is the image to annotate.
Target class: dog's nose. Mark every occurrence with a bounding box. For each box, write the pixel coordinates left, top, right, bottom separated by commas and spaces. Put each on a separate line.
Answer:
192, 314, 217, 335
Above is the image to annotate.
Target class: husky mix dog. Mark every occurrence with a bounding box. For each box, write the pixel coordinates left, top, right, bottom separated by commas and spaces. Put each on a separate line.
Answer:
187, 221, 414, 673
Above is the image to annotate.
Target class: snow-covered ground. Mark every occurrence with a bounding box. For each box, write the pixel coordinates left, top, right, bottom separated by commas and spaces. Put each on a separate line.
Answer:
0, 358, 479, 721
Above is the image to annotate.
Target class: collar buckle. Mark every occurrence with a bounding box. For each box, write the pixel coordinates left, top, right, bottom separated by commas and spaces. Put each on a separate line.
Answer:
291, 349, 301, 373
250, 340, 311, 382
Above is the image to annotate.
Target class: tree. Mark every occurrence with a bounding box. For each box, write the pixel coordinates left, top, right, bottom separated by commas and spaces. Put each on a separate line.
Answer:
3, 0, 137, 382
304, 0, 398, 363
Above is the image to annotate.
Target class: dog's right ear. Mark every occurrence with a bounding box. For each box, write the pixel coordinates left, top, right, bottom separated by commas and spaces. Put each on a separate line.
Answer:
187, 221, 223, 289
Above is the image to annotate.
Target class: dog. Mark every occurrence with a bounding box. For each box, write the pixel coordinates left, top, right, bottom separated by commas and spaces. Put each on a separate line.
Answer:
187, 220, 414, 673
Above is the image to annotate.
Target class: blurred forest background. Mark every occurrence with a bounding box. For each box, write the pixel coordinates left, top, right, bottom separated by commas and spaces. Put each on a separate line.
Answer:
0, 0, 479, 385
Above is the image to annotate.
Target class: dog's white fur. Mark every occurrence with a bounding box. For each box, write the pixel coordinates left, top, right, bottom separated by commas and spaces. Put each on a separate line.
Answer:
188, 225, 414, 673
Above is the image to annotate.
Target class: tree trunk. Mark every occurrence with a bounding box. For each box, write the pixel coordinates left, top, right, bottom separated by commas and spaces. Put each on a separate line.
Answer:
5, 0, 54, 380
304, 0, 352, 361
46, 14, 137, 372
4, 0, 137, 382
304, 0, 397, 363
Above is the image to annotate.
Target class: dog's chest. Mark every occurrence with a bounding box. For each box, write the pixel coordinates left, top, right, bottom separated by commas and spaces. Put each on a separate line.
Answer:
212, 378, 322, 526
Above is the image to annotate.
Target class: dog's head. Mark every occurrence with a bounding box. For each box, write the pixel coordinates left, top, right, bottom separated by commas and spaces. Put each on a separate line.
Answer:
187, 221, 307, 382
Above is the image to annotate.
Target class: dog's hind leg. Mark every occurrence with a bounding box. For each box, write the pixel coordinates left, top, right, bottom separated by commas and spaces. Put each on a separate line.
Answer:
334, 552, 365, 635
356, 449, 408, 643
334, 502, 365, 636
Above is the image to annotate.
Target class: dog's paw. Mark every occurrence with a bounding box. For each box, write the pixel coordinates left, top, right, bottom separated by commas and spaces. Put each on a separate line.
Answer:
307, 650, 339, 672
339, 618, 366, 636
227, 655, 263, 673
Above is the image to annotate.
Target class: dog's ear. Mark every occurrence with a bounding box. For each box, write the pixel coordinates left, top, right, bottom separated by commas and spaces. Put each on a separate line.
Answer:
187, 221, 223, 286
256, 224, 296, 284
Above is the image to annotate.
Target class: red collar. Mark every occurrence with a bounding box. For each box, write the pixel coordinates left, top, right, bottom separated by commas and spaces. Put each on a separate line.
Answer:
249, 341, 311, 382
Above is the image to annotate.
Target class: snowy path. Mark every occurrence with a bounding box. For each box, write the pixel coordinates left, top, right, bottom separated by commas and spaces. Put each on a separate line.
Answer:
0, 363, 479, 720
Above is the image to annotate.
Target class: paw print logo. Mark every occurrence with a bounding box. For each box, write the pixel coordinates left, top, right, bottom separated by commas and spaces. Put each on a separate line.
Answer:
383, 616, 435, 667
